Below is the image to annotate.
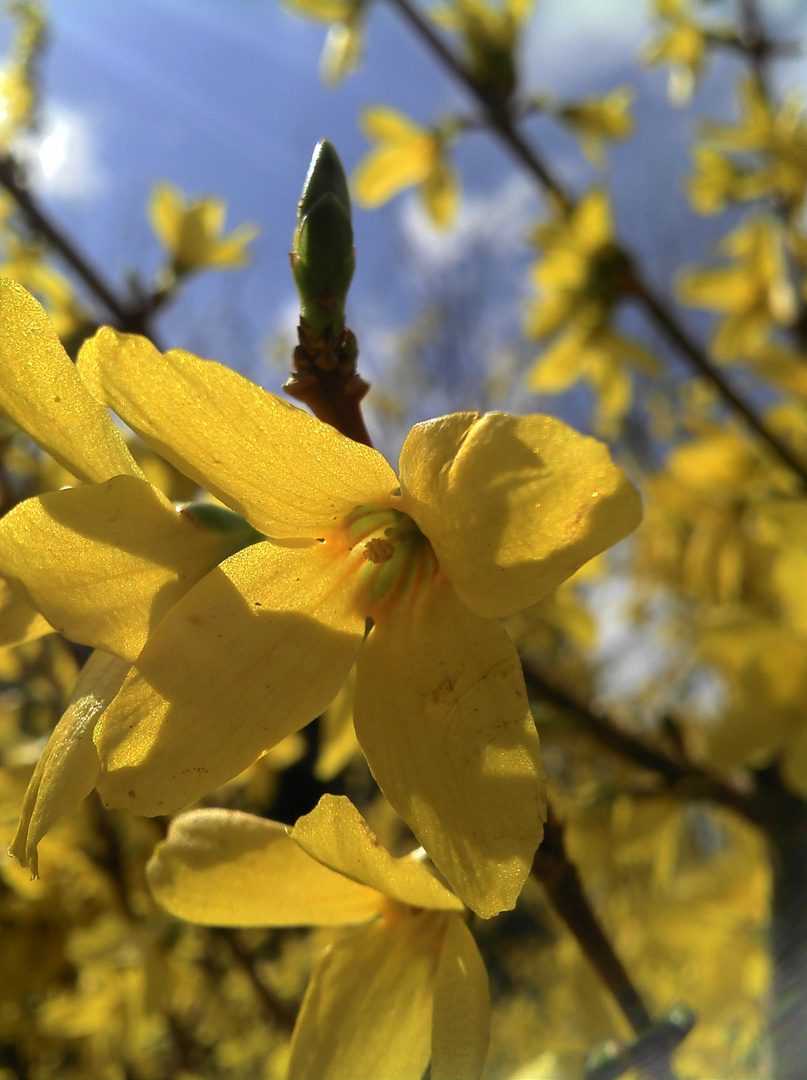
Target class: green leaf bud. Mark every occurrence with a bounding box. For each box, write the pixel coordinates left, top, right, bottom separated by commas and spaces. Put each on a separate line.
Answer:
292, 140, 355, 337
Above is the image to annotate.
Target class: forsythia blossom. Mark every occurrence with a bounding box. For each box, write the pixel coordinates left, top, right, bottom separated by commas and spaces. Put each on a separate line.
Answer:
1, 282, 641, 916
148, 794, 490, 1080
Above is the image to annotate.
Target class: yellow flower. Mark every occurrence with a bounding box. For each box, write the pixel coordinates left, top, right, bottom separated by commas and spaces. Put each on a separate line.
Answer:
525, 190, 656, 430
353, 107, 459, 228
149, 795, 489, 1080
557, 87, 635, 167
0, 292, 641, 914
148, 182, 259, 276
430, 0, 534, 105
693, 78, 807, 214
677, 217, 797, 361
0, 282, 263, 872
643, 0, 708, 106
281, 0, 367, 84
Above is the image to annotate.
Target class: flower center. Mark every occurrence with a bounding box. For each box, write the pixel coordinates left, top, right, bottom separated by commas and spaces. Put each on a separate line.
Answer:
340, 502, 437, 615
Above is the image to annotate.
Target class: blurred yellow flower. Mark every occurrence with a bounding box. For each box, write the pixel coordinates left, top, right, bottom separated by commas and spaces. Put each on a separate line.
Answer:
525, 189, 657, 430
282, 0, 368, 84
677, 217, 797, 361
643, 0, 709, 105
557, 86, 635, 167
148, 794, 490, 1080
353, 106, 459, 227
148, 182, 259, 276
430, 0, 534, 105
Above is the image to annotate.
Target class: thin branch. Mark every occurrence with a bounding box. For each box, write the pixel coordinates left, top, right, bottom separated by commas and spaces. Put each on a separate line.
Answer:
0, 152, 160, 338
214, 927, 297, 1033
523, 666, 782, 831
388, 0, 571, 210
625, 273, 807, 487
532, 804, 681, 1080
385, 0, 807, 489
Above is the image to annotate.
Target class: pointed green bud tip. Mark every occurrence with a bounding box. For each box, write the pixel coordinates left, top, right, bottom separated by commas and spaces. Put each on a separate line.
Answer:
292, 140, 355, 334
299, 140, 352, 222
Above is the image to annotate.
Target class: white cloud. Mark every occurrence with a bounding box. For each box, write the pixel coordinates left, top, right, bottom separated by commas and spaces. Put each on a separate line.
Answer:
396, 174, 537, 274
15, 103, 108, 201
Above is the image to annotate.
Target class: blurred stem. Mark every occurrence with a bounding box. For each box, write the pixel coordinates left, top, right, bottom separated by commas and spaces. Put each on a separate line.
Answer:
524, 666, 789, 833
385, 0, 807, 490
0, 151, 165, 340
532, 803, 681, 1080
215, 928, 297, 1033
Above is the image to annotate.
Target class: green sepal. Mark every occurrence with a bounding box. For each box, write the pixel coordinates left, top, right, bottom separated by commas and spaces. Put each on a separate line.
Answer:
179, 502, 265, 557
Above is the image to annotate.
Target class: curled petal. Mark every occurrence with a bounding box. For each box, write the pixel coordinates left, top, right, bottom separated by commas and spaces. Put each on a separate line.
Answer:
147, 808, 383, 927
0, 477, 243, 662
292, 794, 463, 911
78, 330, 397, 538
0, 280, 142, 484
288, 913, 442, 1080
432, 915, 490, 1080
95, 540, 364, 815
399, 411, 642, 618
9, 650, 130, 876
355, 576, 546, 918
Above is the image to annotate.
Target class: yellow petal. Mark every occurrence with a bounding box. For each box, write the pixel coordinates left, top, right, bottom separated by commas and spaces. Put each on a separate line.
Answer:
431, 915, 490, 1080
292, 794, 464, 911
353, 142, 432, 207
0, 579, 51, 646
422, 151, 459, 228
79, 329, 397, 537
399, 411, 642, 618
95, 539, 364, 815
9, 650, 130, 876
360, 105, 425, 143
147, 182, 183, 249
288, 913, 441, 1080
0, 279, 142, 484
147, 808, 383, 927
0, 476, 241, 662
354, 576, 546, 918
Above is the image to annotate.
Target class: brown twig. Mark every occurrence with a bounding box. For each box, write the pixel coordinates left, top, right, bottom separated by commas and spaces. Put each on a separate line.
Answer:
532, 804, 681, 1080
0, 152, 162, 339
523, 666, 784, 832
214, 927, 297, 1033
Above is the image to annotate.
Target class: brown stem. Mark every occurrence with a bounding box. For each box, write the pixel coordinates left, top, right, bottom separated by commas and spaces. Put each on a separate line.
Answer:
285, 320, 373, 446
626, 274, 807, 486
215, 927, 297, 1033
523, 666, 782, 832
0, 152, 160, 338
532, 804, 680, 1080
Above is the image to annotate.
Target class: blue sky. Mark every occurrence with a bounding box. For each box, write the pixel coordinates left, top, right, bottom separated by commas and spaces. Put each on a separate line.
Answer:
4, 0, 807, 446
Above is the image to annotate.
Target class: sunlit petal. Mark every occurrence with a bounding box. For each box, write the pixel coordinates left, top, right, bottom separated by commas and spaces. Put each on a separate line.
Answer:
292, 794, 463, 911
431, 915, 490, 1080
147, 808, 383, 927
288, 912, 442, 1080
399, 411, 642, 618
0, 279, 142, 484
95, 539, 364, 815
78, 329, 397, 537
0, 477, 242, 662
354, 576, 546, 918
9, 650, 130, 876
